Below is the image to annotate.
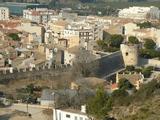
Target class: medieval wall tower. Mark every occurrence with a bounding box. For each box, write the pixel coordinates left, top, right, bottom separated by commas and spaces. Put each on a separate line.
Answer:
121, 44, 139, 66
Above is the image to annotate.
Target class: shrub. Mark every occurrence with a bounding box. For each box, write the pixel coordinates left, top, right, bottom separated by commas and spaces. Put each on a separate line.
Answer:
126, 66, 135, 71
109, 34, 124, 48
144, 39, 156, 49
128, 36, 139, 44
118, 78, 134, 90
137, 21, 152, 29
140, 49, 160, 59
142, 66, 154, 78
8, 33, 20, 41
133, 80, 160, 102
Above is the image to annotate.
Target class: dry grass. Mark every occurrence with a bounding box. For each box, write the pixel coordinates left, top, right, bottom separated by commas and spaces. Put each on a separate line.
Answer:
0, 71, 74, 96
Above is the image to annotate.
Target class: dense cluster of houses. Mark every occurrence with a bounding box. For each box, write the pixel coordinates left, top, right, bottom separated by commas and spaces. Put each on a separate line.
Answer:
0, 5, 160, 120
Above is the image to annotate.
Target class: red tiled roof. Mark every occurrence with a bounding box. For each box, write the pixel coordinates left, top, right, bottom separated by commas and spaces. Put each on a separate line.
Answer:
111, 83, 118, 90
32, 11, 40, 16
0, 21, 20, 28
118, 73, 143, 85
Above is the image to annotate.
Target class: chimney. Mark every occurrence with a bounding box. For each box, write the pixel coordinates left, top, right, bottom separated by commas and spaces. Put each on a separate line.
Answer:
81, 105, 86, 113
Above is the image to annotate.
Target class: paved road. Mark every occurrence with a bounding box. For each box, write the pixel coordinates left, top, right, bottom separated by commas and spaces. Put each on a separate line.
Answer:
9, 104, 52, 120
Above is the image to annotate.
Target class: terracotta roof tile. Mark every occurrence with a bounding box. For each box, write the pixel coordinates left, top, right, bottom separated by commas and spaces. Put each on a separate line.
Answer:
111, 83, 118, 90
32, 11, 40, 16
118, 73, 143, 85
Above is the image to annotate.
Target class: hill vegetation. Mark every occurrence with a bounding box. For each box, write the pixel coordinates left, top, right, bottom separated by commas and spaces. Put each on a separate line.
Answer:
1, 0, 160, 8
87, 79, 160, 120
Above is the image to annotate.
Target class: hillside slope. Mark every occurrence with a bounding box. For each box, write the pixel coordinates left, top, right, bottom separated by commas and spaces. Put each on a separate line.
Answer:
108, 79, 160, 120
110, 95, 160, 120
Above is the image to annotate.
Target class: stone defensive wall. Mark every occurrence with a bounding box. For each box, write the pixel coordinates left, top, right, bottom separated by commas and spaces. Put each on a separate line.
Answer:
0, 64, 70, 84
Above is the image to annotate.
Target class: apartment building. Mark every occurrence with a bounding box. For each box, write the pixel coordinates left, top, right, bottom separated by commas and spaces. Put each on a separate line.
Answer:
0, 7, 9, 20
63, 29, 80, 48
46, 20, 79, 49
48, 20, 68, 33
59, 11, 78, 21
23, 8, 56, 23
45, 16, 104, 51
63, 23, 103, 50
123, 22, 160, 46
119, 6, 160, 20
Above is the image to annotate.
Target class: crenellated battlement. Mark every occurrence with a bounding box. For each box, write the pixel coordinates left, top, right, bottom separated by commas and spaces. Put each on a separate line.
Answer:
0, 63, 70, 84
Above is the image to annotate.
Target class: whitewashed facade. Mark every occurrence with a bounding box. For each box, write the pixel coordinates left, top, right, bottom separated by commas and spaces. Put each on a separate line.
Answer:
119, 6, 160, 19
23, 8, 55, 23
53, 106, 91, 120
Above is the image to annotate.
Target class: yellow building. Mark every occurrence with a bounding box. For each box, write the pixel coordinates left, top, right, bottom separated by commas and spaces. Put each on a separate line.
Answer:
48, 20, 68, 33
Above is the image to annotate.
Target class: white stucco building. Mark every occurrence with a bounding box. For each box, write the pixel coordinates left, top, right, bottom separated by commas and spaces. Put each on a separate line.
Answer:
23, 8, 56, 23
53, 105, 90, 120
119, 6, 160, 20
123, 22, 140, 36
0, 7, 9, 20
63, 22, 103, 50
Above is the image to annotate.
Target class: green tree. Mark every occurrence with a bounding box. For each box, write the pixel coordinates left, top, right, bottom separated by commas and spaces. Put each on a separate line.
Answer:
133, 80, 160, 102
87, 86, 111, 120
137, 21, 152, 29
111, 88, 130, 106
118, 78, 134, 90
108, 34, 124, 48
8, 33, 20, 41
126, 66, 135, 71
0, 100, 4, 107
26, 84, 34, 94
142, 66, 154, 78
144, 39, 156, 49
140, 49, 160, 59
97, 40, 106, 50
128, 36, 139, 44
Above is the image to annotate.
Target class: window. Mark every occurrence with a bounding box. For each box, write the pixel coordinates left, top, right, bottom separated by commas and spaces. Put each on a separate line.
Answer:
80, 117, 83, 120
75, 116, 78, 120
66, 114, 70, 118
125, 52, 128, 56
59, 113, 61, 120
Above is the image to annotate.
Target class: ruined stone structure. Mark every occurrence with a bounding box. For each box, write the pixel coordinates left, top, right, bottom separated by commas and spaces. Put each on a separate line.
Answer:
120, 44, 139, 66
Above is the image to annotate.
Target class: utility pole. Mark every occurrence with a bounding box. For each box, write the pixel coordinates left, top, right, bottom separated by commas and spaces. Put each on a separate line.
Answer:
26, 77, 29, 116
26, 80, 31, 117
26, 97, 29, 115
